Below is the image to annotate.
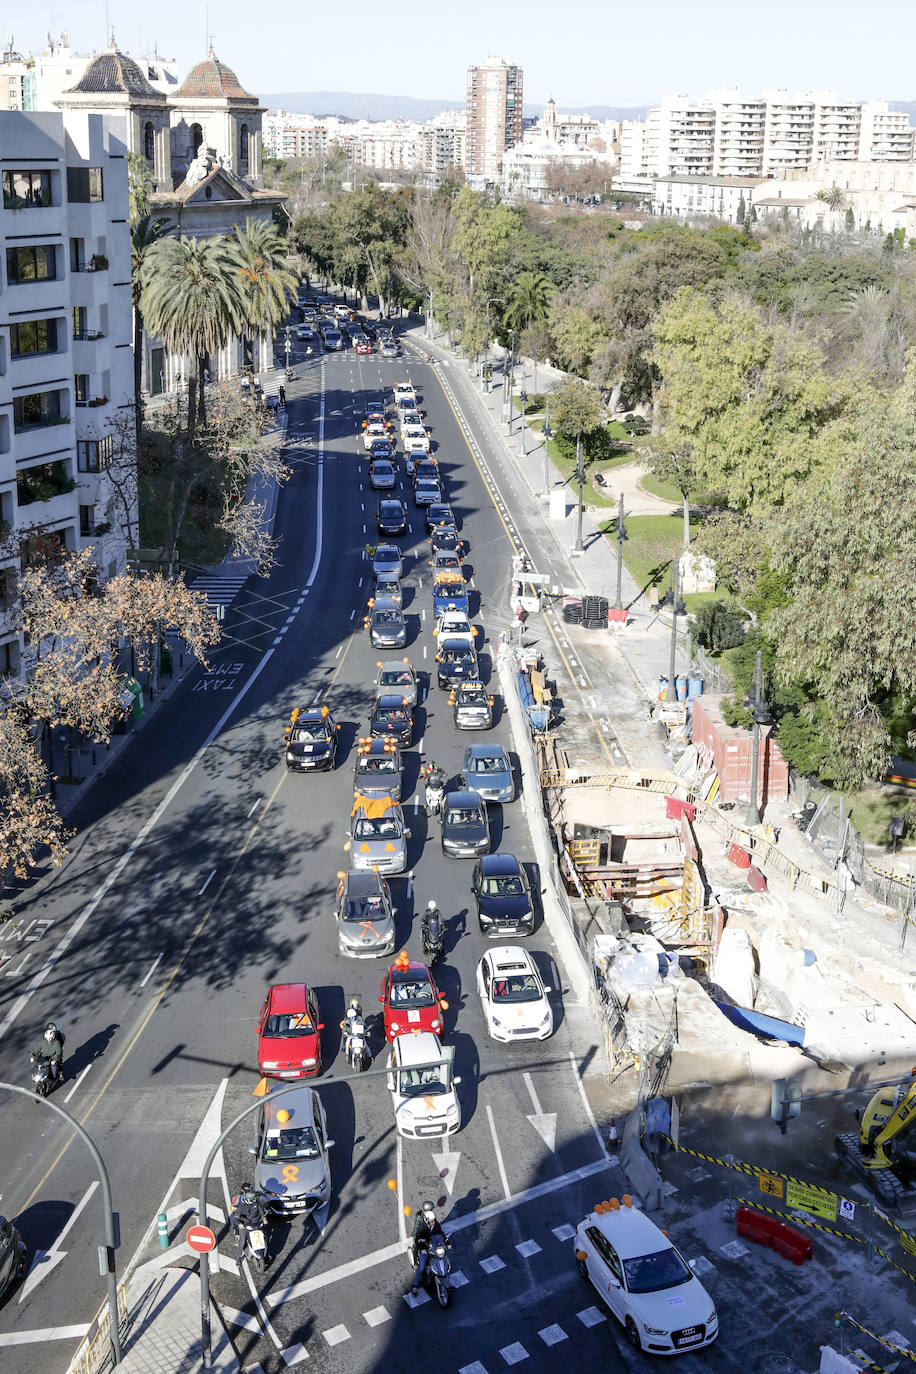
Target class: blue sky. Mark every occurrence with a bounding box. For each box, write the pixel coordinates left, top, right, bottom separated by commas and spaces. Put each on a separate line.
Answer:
13, 0, 916, 107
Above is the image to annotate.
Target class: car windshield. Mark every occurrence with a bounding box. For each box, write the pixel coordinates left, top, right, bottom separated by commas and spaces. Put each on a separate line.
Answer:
375, 707, 407, 727
622, 1247, 693, 1294
398, 1064, 448, 1096
380, 506, 401, 518
374, 610, 400, 624
343, 896, 388, 926
354, 816, 402, 839
381, 669, 412, 687
447, 807, 481, 827
389, 975, 435, 1007
469, 754, 504, 773
359, 756, 397, 775
459, 688, 487, 705
435, 583, 463, 599
290, 722, 328, 742
443, 649, 472, 665
482, 875, 525, 897
263, 1011, 314, 1036
262, 1126, 320, 1162
491, 974, 542, 1003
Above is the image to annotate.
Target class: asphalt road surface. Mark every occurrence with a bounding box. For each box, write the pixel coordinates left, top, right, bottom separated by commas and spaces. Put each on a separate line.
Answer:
0, 325, 637, 1373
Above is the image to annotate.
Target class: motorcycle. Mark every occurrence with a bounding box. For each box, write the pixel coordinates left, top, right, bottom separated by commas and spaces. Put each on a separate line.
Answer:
230, 1193, 270, 1272
413, 1237, 453, 1307
285, 366, 294, 381
422, 918, 444, 967
346, 1019, 371, 1072
424, 767, 446, 814
29, 1056, 56, 1097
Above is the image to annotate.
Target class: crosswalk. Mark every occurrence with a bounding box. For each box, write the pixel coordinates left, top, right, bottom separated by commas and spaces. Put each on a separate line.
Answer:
188, 570, 250, 611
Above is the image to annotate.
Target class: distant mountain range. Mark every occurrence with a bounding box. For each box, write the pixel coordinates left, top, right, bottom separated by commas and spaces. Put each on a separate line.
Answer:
263, 90, 649, 122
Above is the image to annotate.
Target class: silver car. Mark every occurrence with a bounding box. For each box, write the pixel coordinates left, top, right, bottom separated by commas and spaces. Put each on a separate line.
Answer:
462, 743, 514, 803
335, 870, 396, 958
253, 1084, 333, 1226
348, 800, 411, 874
353, 736, 404, 801
374, 659, 418, 706
372, 545, 403, 580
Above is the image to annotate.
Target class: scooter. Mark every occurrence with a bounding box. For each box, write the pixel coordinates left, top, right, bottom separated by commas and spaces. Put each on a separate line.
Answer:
413, 1237, 453, 1307
422, 918, 444, 967
285, 366, 294, 381
424, 767, 446, 814
29, 1056, 57, 1097
230, 1193, 270, 1272
346, 1019, 371, 1072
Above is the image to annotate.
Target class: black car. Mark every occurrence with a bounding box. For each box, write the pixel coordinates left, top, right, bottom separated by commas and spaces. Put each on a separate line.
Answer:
436, 639, 477, 690
412, 459, 439, 487
377, 499, 407, 535
284, 706, 339, 772
353, 736, 404, 802
370, 694, 414, 747
0, 1215, 26, 1300
471, 853, 534, 935
369, 439, 395, 462
452, 681, 494, 730
426, 503, 456, 532
367, 601, 407, 649
441, 789, 490, 859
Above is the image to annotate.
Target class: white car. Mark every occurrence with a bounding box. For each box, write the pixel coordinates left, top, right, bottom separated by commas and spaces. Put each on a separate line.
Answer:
574, 1201, 718, 1355
393, 382, 416, 401
476, 947, 553, 1042
434, 612, 477, 650
386, 1031, 461, 1139
399, 408, 423, 436
363, 423, 389, 451
403, 426, 430, 454
395, 392, 417, 414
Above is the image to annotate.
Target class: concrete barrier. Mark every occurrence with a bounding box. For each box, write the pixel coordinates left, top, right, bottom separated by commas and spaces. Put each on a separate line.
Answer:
620, 1108, 664, 1212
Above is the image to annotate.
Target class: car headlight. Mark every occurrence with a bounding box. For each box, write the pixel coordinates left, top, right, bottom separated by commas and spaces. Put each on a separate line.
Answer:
491, 1015, 502, 1027
302, 1057, 317, 1066
541, 1010, 551, 1025
706, 1311, 717, 1324
313, 1178, 328, 1194
286, 751, 295, 761
261, 1061, 279, 1069
432, 1017, 441, 1031
390, 1021, 399, 1032
643, 1324, 669, 1336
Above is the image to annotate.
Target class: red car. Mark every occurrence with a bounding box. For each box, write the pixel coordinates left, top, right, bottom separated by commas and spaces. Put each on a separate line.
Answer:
257, 983, 323, 1078
378, 951, 447, 1043
355, 339, 373, 355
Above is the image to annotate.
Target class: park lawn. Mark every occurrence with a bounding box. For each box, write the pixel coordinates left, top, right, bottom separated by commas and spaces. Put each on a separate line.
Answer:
847, 785, 916, 851
139, 430, 231, 566
640, 473, 681, 503
548, 421, 635, 507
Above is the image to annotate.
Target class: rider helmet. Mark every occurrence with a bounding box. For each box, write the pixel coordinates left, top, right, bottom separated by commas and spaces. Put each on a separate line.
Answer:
422, 1200, 436, 1220
44, 1027, 57, 1043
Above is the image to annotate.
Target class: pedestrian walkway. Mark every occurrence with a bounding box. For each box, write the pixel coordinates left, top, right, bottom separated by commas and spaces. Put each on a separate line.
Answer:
187, 570, 250, 613
112, 1267, 239, 1374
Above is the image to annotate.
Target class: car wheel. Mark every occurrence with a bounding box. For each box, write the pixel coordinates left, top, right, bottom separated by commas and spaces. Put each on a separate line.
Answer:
625, 1318, 643, 1351
576, 1256, 588, 1281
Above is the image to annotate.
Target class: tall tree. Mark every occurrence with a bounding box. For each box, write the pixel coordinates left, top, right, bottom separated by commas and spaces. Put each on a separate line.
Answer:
503, 270, 555, 335
141, 236, 242, 438
130, 215, 172, 437
230, 217, 298, 367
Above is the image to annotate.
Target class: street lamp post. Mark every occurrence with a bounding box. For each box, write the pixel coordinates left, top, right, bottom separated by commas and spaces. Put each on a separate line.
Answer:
483, 296, 504, 394
614, 491, 627, 609
668, 559, 685, 698
504, 329, 515, 429
541, 402, 552, 498
518, 388, 528, 456
1, 1083, 123, 1365
744, 649, 772, 827
426, 292, 432, 339
574, 434, 585, 553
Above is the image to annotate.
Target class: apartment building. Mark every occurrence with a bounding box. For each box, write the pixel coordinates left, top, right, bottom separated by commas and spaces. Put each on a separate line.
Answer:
0, 109, 134, 673
708, 88, 765, 176
645, 96, 716, 178
465, 57, 523, 180
859, 100, 914, 161
0, 35, 178, 112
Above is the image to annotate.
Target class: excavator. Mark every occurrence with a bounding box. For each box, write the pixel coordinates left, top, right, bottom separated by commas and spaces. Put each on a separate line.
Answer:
835, 1069, 916, 1207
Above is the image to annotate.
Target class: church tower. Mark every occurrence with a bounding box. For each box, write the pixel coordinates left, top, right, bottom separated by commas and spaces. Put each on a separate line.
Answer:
169, 49, 265, 188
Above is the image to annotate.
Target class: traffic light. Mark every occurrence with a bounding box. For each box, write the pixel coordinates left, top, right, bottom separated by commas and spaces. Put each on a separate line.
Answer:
771, 1078, 802, 1135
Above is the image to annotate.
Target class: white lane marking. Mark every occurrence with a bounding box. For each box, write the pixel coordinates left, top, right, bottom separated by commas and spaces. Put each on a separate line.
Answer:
363, 1307, 389, 1328
568, 1050, 610, 1161
273, 636, 282, 646
486, 1104, 511, 1200
323, 1325, 350, 1347
413, 799, 419, 814
139, 954, 164, 989
19, 1182, 99, 1300
63, 1065, 92, 1103
522, 1072, 557, 1152
224, 1307, 264, 1334
199, 868, 217, 895
335, 644, 343, 658
417, 735, 425, 756
350, 609, 356, 621
406, 870, 414, 900
281, 1344, 308, 1365
396, 1133, 407, 1243
247, 798, 262, 818
421, 608, 426, 622
0, 1325, 91, 1345
423, 644, 427, 659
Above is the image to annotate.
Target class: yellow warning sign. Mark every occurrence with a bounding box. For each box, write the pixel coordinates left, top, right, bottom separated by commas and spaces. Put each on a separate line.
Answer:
758, 1173, 784, 1200
786, 1181, 837, 1221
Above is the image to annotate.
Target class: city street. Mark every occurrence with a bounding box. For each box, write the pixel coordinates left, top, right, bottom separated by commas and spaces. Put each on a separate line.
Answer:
0, 327, 623, 1372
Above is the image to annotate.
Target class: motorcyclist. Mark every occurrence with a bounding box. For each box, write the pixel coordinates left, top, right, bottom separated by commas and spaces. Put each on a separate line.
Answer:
230, 1184, 267, 1264
30, 1024, 64, 1083
422, 901, 443, 958
409, 1200, 444, 1296
422, 760, 446, 810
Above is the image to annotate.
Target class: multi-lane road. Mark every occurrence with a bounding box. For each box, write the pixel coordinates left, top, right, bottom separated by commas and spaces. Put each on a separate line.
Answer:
0, 321, 635, 1373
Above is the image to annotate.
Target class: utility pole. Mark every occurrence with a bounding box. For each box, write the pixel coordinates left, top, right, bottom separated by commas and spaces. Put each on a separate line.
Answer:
614, 491, 627, 609
518, 388, 528, 456
541, 402, 552, 498
504, 328, 515, 428
745, 648, 771, 827
574, 434, 585, 553
668, 559, 681, 699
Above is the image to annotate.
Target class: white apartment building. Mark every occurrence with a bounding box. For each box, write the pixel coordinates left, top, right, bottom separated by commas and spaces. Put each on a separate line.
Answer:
645, 95, 716, 178
652, 174, 770, 222
859, 101, 914, 161
0, 34, 178, 111
263, 109, 467, 179
0, 109, 135, 673
708, 88, 765, 176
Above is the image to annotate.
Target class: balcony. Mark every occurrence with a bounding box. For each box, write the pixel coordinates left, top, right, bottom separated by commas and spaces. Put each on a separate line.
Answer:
72, 329, 104, 342
16, 460, 76, 511
12, 418, 73, 465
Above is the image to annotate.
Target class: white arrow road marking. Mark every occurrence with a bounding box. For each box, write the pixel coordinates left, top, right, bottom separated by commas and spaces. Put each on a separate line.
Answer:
431, 1149, 461, 1197
523, 1072, 557, 1153
19, 1182, 98, 1302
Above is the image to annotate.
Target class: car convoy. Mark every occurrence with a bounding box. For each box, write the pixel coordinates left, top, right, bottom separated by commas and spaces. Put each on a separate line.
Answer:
249, 296, 718, 1351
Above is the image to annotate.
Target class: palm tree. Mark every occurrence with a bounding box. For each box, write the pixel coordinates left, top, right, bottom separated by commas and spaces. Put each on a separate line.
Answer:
503, 270, 555, 335
816, 184, 846, 212
130, 215, 171, 436
229, 218, 298, 371
141, 235, 242, 437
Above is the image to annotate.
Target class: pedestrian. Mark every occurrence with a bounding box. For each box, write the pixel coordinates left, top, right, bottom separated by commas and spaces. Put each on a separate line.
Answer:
278, 384, 286, 407
203, 367, 210, 387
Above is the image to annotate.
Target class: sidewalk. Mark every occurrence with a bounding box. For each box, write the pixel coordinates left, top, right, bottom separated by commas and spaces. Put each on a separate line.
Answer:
112, 1267, 239, 1374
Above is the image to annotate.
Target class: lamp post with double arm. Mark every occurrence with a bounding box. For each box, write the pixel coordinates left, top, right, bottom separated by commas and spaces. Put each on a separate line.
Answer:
541, 402, 552, 498
574, 435, 585, 553
504, 328, 515, 429
614, 491, 627, 609
518, 388, 528, 456
483, 296, 503, 393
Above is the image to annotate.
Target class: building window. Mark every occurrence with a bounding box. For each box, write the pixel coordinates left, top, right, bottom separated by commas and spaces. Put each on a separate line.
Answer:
77, 436, 112, 472
191, 123, 203, 159
10, 318, 58, 357
0, 640, 17, 675
239, 123, 250, 174
79, 504, 95, 536
69, 237, 85, 273
16, 459, 73, 505
144, 121, 155, 163
74, 374, 89, 405
66, 167, 104, 203
12, 391, 63, 432
6, 244, 56, 283
2, 169, 52, 208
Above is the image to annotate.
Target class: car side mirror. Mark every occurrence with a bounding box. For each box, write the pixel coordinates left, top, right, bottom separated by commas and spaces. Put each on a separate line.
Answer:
608, 1276, 621, 1289
248, 1146, 257, 1155
326, 1139, 336, 1149
440, 999, 449, 1010
454, 1076, 462, 1084
378, 996, 385, 1003
405, 829, 412, 839
317, 1023, 325, 1030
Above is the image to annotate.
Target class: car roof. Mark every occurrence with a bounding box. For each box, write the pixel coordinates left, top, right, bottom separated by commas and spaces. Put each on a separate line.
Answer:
488, 947, 534, 972
263, 1082, 316, 1126
584, 1203, 673, 1260
446, 789, 484, 809
344, 870, 385, 895
378, 659, 413, 674
375, 545, 399, 557
393, 1030, 441, 1064
376, 693, 410, 708
267, 982, 309, 1013
359, 735, 400, 755
467, 743, 504, 757
481, 852, 522, 876
379, 500, 404, 510
441, 638, 474, 651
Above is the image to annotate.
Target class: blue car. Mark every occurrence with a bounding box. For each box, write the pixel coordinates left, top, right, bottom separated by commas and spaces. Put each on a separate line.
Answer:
432, 575, 469, 616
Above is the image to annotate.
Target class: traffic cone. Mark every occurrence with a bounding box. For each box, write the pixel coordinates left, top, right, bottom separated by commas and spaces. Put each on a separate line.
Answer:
607, 1119, 620, 1153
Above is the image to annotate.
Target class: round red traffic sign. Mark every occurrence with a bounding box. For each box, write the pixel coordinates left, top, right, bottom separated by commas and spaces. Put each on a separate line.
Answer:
187, 1225, 217, 1253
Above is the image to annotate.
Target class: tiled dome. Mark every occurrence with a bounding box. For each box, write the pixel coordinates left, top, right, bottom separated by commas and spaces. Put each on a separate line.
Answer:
68, 44, 164, 100
176, 50, 254, 101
